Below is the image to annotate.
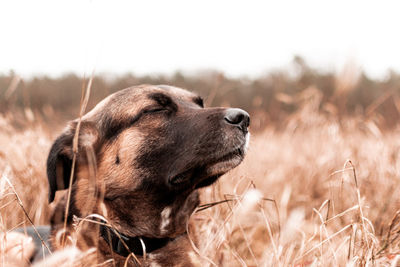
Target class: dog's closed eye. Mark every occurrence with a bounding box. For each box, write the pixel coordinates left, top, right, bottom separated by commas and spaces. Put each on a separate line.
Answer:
148, 93, 178, 112
143, 107, 169, 114
193, 96, 204, 108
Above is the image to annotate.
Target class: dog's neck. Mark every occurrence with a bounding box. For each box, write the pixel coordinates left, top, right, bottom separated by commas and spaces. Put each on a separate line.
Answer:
99, 223, 178, 257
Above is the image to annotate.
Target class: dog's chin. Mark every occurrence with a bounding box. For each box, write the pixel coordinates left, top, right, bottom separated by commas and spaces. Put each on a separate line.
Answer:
194, 146, 245, 189
170, 133, 250, 190
169, 148, 245, 189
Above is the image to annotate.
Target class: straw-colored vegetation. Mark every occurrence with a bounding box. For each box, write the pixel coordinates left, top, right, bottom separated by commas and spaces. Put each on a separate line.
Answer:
1, 62, 400, 266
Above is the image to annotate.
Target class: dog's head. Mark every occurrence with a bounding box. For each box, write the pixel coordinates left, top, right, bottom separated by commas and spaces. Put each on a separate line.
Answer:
47, 85, 250, 238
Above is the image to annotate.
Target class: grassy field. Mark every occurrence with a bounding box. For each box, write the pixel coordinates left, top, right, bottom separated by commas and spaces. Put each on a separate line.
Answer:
0, 93, 399, 266
0, 69, 400, 267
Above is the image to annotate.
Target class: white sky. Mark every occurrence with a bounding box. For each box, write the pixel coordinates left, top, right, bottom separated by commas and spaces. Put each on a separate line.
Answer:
1, 0, 399, 79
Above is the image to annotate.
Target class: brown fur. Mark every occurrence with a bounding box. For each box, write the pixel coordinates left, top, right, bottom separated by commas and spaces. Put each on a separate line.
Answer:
47, 84, 250, 266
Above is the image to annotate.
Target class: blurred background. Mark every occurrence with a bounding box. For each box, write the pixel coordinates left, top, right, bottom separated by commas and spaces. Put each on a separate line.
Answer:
1, 0, 400, 129
1, 1, 400, 266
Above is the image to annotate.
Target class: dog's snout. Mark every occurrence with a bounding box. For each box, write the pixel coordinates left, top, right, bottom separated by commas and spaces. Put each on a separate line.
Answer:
224, 108, 250, 131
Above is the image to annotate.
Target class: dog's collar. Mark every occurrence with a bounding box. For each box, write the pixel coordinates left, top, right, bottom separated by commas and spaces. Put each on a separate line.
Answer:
99, 224, 174, 257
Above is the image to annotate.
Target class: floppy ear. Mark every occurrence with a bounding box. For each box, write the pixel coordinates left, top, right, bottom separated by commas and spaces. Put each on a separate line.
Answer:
47, 121, 100, 203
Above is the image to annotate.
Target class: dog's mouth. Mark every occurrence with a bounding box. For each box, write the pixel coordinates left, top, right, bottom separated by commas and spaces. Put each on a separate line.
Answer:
169, 144, 247, 189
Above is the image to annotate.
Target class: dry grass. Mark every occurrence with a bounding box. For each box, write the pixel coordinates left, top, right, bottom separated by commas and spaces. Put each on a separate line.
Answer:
1, 98, 400, 266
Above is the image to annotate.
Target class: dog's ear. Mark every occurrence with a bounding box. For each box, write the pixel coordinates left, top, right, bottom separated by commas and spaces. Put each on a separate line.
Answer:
47, 121, 100, 203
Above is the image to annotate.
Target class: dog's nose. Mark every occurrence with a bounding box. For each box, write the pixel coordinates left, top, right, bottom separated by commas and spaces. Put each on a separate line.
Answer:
224, 108, 250, 131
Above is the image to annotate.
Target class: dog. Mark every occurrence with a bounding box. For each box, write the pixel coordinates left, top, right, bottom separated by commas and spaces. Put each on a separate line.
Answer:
45, 84, 250, 266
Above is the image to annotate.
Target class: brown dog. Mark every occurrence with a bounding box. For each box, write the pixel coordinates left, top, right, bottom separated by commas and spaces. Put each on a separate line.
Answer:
47, 84, 250, 266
